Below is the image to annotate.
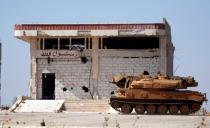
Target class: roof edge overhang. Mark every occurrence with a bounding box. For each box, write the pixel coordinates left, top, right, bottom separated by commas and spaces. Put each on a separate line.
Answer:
15, 23, 165, 30
14, 22, 168, 43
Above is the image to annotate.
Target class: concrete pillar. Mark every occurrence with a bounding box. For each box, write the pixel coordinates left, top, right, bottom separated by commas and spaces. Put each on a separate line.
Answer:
30, 40, 37, 99
91, 37, 99, 99
159, 36, 167, 75
167, 42, 175, 76
162, 18, 174, 76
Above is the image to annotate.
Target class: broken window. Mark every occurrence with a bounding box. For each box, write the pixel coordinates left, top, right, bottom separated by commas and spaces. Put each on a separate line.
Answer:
71, 38, 85, 50
60, 38, 70, 50
102, 37, 159, 49
44, 38, 58, 50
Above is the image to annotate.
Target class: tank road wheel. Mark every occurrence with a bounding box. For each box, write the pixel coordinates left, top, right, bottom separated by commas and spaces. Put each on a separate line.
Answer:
169, 105, 178, 115
111, 101, 120, 109
191, 103, 201, 112
135, 105, 145, 114
157, 105, 167, 114
121, 104, 133, 114
180, 105, 190, 115
146, 105, 156, 114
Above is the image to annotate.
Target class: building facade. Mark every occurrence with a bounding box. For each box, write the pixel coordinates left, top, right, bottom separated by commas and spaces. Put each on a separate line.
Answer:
14, 19, 174, 100
0, 42, 1, 105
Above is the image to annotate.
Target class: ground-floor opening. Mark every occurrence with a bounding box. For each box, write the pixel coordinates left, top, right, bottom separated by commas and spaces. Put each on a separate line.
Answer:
42, 73, 55, 100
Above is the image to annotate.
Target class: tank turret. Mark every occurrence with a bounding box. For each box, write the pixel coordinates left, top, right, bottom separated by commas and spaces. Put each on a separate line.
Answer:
130, 75, 198, 89
111, 75, 198, 89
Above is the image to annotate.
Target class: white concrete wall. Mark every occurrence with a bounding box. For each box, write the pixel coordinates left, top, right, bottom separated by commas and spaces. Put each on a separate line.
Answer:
35, 49, 160, 100
98, 50, 160, 99
36, 58, 92, 100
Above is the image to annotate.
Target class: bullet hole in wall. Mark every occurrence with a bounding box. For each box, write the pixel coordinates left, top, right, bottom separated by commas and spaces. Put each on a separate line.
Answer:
110, 91, 114, 95
143, 71, 149, 75
47, 57, 53, 64
82, 86, 89, 93
47, 57, 50, 64
70, 87, 73, 90
81, 57, 88, 63
63, 87, 67, 92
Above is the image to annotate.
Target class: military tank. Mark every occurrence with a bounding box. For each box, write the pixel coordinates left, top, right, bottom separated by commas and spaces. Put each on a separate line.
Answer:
109, 74, 207, 115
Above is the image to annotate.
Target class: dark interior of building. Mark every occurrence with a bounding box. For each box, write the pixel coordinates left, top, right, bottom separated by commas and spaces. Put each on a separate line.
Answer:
102, 37, 159, 49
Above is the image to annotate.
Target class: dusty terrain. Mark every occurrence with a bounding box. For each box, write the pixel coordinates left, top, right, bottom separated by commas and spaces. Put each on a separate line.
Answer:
0, 112, 209, 128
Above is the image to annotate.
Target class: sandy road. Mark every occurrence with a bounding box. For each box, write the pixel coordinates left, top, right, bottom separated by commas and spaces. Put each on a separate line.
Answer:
0, 112, 209, 128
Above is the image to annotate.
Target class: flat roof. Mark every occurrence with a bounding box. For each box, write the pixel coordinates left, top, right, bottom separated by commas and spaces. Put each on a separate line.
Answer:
15, 23, 165, 30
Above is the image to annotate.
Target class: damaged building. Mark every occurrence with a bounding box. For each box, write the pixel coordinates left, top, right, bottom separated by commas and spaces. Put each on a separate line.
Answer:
14, 19, 174, 101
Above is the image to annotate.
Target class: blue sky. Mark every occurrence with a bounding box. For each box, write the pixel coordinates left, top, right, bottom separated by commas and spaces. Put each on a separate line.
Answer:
0, 0, 210, 110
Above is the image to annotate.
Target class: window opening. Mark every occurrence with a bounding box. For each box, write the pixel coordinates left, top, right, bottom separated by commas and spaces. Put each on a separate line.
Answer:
86, 38, 89, 49
89, 38, 92, 49
60, 38, 70, 50
71, 38, 85, 50
40, 39, 43, 50
44, 38, 58, 50
99, 38, 102, 49
102, 37, 159, 49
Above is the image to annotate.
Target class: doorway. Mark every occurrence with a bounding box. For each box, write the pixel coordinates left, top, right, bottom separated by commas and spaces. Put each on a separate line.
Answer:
42, 73, 55, 100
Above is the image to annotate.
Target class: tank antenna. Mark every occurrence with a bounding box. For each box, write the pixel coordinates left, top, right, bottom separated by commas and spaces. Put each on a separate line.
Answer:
173, 66, 179, 74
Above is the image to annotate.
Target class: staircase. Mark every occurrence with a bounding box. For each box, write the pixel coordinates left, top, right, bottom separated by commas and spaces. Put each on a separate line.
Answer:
63, 99, 110, 113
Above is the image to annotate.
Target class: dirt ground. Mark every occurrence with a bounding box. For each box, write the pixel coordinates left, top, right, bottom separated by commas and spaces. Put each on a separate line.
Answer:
0, 112, 209, 128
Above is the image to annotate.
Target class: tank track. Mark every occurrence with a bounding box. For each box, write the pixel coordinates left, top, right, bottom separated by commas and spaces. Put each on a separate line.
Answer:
110, 98, 202, 115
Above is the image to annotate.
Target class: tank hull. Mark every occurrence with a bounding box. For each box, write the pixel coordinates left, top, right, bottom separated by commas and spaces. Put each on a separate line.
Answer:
110, 89, 206, 115
125, 89, 204, 102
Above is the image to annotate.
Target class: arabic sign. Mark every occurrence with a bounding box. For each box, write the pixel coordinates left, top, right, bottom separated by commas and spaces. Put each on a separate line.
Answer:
118, 29, 145, 36
37, 50, 81, 58
77, 30, 91, 36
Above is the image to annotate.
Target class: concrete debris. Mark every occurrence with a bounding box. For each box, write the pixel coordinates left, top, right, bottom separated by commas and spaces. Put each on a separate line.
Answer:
0, 113, 209, 128
40, 120, 46, 126
9, 96, 31, 112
